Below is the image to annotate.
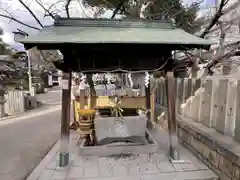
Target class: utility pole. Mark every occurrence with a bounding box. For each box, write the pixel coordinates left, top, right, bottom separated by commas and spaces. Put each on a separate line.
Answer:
27, 50, 33, 96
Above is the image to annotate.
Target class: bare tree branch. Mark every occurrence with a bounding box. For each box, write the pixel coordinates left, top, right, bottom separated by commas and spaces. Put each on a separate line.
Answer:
206, 42, 240, 70
200, 0, 228, 38
223, 0, 230, 6
47, 0, 65, 12
0, 14, 40, 30
111, 0, 125, 19
65, 0, 72, 18
112, 3, 122, 18
35, 0, 55, 19
223, 1, 240, 14
18, 0, 43, 28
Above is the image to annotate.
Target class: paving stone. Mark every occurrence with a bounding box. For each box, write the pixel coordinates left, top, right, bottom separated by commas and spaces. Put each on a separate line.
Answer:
137, 154, 152, 163
68, 166, 84, 179
197, 162, 209, 170
51, 171, 68, 180
181, 163, 199, 171
149, 152, 168, 163
70, 153, 78, 161
113, 164, 128, 176
142, 173, 176, 180
55, 166, 69, 172
172, 163, 184, 172
47, 161, 58, 170
157, 161, 175, 172
128, 164, 141, 175
83, 157, 99, 167
99, 163, 113, 177
98, 157, 109, 165
72, 157, 85, 166
84, 165, 99, 178
38, 170, 54, 180
139, 163, 159, 174
173, 170, 218, 180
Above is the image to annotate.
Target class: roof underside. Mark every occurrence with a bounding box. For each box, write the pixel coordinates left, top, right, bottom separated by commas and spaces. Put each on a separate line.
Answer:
19, 18, 215, 50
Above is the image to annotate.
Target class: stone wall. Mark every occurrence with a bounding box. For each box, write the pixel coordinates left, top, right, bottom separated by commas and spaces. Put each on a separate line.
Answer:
152, 77, 240, 180
177, 116, 240, 180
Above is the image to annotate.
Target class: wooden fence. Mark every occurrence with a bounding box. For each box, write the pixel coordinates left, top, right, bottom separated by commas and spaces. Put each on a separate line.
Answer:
153, 77, 240, 142
1, 90, 25, 117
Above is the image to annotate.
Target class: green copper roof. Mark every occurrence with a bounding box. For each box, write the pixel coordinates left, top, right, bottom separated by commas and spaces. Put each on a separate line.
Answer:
19, 18, 215, 48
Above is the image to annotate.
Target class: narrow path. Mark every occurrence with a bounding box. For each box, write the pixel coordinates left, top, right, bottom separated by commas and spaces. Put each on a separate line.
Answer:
0, 110, 61, 180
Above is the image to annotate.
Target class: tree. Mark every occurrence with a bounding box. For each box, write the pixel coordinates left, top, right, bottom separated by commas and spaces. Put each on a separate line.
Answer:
0, 27, 12, 55
0, 27, 3, 35
83, 0, 203, 33
174, 0, 240, 76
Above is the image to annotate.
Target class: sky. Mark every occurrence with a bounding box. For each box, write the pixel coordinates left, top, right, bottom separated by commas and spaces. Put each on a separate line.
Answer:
0, 0, 215, 50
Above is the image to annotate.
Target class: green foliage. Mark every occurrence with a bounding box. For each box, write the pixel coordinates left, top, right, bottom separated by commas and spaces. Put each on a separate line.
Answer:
82, 0, 203, 33
0, 39, 12, 55
0, 28, 12, 55
0, 27, 3, 35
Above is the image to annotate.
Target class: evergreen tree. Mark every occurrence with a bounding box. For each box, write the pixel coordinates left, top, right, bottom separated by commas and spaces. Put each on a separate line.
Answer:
82, 0, 203, 33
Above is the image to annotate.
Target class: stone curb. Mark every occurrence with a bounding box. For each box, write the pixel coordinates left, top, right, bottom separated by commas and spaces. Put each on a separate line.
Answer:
26, 140, 60, 180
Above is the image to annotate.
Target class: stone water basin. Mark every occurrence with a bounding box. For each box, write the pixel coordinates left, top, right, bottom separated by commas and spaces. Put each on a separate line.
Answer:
78, 116, 158, 156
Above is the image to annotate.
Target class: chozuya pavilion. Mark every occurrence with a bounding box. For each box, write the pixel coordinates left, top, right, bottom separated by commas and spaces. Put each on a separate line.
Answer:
18, 17, 214, 167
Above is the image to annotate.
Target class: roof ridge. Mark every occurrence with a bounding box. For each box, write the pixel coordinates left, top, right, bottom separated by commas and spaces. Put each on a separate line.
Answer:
54, 18, 174, 29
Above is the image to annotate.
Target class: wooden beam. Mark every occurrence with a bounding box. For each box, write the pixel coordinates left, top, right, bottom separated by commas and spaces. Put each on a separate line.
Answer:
146, 85, 152, 129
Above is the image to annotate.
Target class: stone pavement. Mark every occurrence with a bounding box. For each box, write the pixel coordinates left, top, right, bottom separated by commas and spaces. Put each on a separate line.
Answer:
27, 127, 218, 180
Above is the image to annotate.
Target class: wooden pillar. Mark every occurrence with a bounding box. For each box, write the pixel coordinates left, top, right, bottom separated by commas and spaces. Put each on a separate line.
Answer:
150, 91, 156, 123
165, 72, 179, 160
59, 71, 72, 167
145, 85, 152, 128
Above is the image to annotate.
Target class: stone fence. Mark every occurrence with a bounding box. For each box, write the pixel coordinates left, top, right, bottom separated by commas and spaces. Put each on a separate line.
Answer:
152, 77, 240, 180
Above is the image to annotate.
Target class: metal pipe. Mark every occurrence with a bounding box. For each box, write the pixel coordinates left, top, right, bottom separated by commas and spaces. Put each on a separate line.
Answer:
26, 50, 33, 96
